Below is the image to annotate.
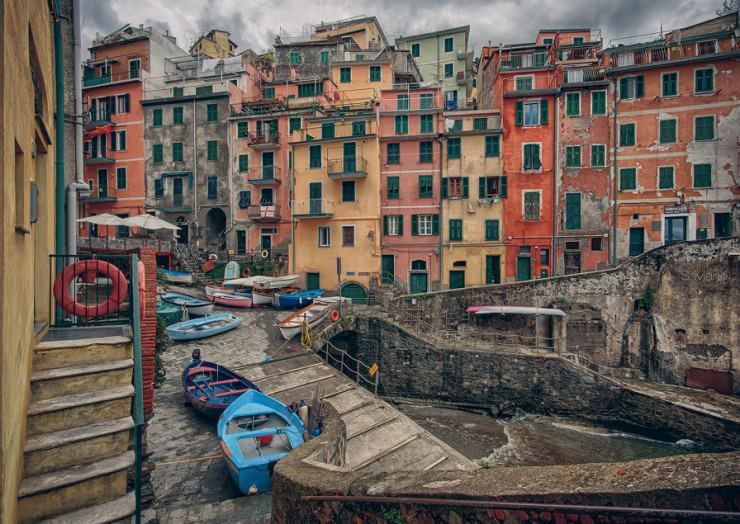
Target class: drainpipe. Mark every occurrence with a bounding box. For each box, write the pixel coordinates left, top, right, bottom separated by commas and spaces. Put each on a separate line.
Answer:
290, 142, 296, 274
53, 1, 65, 266
611, 74, 619, 266
224, 111, 234, 247
552, 91, 559, 276
437, 133, 444, 290
192, 99, 198, 251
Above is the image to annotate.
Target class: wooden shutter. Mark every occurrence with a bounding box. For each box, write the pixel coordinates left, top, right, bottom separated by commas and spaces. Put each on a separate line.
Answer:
383, 215, 389, 235
620, 78, 628, 99
540, 100, 548, 124
432, 214, 440, 235
515, 101, 523, 126
500, 176, 507, 197
398, 215, 403, 236
479, 177, 486, 198
411, 215, 419, 235
635, 76, 644, 98
441, 178, 448, 199
462, 177, 469, 198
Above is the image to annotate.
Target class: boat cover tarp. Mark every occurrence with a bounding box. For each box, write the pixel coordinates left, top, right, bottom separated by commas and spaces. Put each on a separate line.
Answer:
467, 306, 566, 317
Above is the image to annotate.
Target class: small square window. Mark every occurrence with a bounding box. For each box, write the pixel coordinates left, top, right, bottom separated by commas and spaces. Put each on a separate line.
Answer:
342, 226, 355, 246
444, 37, 454, 53
620, 168, 637, 191
658, 166, 674, 189
565, 145, 581, 167
591, 237, 603, 251
659, 119, 677, 144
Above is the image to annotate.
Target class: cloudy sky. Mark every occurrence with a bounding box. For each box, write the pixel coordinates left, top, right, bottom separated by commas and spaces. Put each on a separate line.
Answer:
82, 0, 723, 54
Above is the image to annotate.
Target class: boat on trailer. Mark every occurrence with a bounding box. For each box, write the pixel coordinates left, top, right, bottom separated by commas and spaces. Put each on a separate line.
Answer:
161, 292, 214, 316
162, 268, 194, 285
274, 289, 325, 309
167, 312, 242, 341
277, 301, 336, 340
211, 291, 253, 308
218, 389, 305, 494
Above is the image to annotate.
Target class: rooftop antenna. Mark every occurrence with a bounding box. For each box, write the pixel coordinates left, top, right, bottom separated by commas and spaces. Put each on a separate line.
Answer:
659, 23, 663, 38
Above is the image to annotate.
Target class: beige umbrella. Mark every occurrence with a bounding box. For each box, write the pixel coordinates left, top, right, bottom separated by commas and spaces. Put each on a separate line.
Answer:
76, 213, 129, 226
123, 214, 180, 231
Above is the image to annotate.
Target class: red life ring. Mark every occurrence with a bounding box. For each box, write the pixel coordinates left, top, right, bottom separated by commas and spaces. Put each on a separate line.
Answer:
53, 260, 128, 318
330, 309, 340, 322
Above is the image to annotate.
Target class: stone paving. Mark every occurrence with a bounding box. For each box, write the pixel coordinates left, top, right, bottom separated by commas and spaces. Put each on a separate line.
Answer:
143, 305, 303, 524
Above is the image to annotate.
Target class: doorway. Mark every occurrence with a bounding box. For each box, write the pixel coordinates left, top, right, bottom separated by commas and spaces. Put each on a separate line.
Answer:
665, 216, 687, 245
343, 142, 356, 172
307, 272, 320, 290
173, 178, 184, 207
516, 256, 531, 281
714, 213, 732, 238
381, 255, 395, 284
564, 252, 582, 275
449, 270, 465, 289
97, 169, 108, 198
205, 207, 227, 251
485, 255, 500, 284
629, 227, 644, 256
309, 182, 322, 214
409, 259, 428, 293
176, 216, 188, 244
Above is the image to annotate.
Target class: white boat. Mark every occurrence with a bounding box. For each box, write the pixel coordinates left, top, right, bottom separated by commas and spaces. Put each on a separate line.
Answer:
252, 289, 274, 307
224, 274, 298, 290
223, 261, 241, 281
205, 285, 237, 298
277, 302, 335, 340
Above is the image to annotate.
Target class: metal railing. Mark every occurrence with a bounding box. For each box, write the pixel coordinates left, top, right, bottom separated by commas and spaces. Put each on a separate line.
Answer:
246, 165, 282, 183
563, 67, 605, 83
297, 120, 376, 142
316, 340, 380, 395
558, 45, 599, 61
293, 199, 335, 216
248, 132, 280, 147
247, 204, 281, 220
327, 157, 368, 175
380, 271, 407, 292
502, 74, 558, 93
606, 37, 736, 68
499, 53, 552, 71
378, 93, 441, 112
78, 236, 175, 253
83, 70, 142, 87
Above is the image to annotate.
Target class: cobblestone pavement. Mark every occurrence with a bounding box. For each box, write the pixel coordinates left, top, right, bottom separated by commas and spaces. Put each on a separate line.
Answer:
143, 305, 303, 524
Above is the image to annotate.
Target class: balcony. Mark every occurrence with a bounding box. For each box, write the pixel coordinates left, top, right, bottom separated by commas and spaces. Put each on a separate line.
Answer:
456, 71, 472, 85
248, 132, 280, 149
502, 74, 558, 96
82, 192, 117, 203
499, 53, 552, 71
247, 165, 282, 185
82, 70, 142, 89
327, 158, 368, 179
247, 204, 281, 222
292, 199, 334, 219
378, 94, 441, 112
296, 120, 376, 142
155, 195, 191, 213
457, 48, 473, 61
557, 44, 599, 62
563, 68, 606, 84
83, 154, 115, 165
606, 37, 735, 69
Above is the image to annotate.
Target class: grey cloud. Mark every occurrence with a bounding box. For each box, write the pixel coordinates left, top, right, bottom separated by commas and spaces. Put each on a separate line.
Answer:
81, 0, 126, 49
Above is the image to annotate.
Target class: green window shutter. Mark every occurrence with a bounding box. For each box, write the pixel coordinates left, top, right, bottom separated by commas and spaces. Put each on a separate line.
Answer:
411, 215, 419, 235
173, 87, 183, 97
473, 118, 487, 130
289, 117, 301, 133
152, 144, 163, 164
515, 101, 523, 126
662, 73, 677, 96
485, 220, 500, 241
620, 124, 635, 146
591, 145, 605, 167
695, 116, 714, 141
659, 119, 676, 143
444, 37, 453, 53
237, 121, 248, 137
322, 122, 335, 139
565, 193, 581, 229
462, 177, 469, 198
566, 93, 580, 116
238, 154, 249, 172
500, 176, 507, 197
387, 176, 399, 199
658, 167, 674, 189
420, 114, 434, 133
207, 140, 218, 160
419, 141, 433, 163
352, 120, 366, 136
309, 145, 321, 168
485, 136, 500, 157
195, 85, 213, 95
383, 215, 389, 236
340, 67, 351, 83
620, 168, 636, 191
432, 214, 440, 236
154, 179, 164, 198
172, 142, 183, 162
397, 95, 409, 110
478, 177, 486, 198
540, 100, 548, 124
173, 107, 184, 125
320, 51, 330, 64
447, 138, 460, 159
592, 91, 606, 115
152, 109, 162, 126
207, 103, 218, 122
370, 65, 381, 82
116, 167, 126, 189
263, 88, 275, 99
619, 78, 629, 99
419, 175, 433, 198
635, 76, 644, 98
395, 115, 408, 134
441, 177, 448, 199
207, 176, 217, 199
387, 143, 400, 164
290, 51, 300, 65
398, 215, 404, 235
449, 219, 463, 241
693, 164, 711, 188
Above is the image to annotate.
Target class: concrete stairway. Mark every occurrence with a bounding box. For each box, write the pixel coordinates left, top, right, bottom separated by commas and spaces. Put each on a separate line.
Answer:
18, 335, 137, 523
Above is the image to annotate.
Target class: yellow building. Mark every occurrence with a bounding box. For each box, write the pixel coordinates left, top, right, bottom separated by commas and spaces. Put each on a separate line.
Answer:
189, 29, 237, 58
1, 0, 58, 519
441, 109, 506, 288
330, 50, 421, 105
290, 113, 381, 300
309, 16, 388, 50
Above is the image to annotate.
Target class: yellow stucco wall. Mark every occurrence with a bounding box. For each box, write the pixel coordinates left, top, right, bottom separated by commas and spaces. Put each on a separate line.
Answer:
314, 19, 387, 49
331, 62, 393, 103
1, 0, 57, 520
291, 117, 381, 290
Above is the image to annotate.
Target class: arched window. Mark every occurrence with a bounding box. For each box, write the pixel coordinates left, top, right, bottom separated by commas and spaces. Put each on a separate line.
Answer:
411, 259, 427, 271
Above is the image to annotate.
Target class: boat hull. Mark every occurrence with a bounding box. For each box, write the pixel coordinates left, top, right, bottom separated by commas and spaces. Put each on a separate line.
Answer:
182, 360, 260, 419
276, 289, 325, 309
163, 269, 194, 285
162, 292, 214, 316
205, 285, 236, 298
167, 313, 242, 341
277, 303, 333, 340
212, 292, 252, 308
252, 290, 273, 307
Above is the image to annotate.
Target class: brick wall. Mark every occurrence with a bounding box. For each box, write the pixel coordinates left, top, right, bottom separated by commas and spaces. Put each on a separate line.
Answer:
138, 247, 158, 415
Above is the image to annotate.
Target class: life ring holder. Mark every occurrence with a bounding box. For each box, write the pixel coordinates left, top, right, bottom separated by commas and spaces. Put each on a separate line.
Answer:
53, 260, 128, 318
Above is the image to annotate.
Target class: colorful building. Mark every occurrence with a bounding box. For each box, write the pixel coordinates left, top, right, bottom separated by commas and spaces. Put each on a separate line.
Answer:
81, 25, 183, 237
189, 29, 238, 58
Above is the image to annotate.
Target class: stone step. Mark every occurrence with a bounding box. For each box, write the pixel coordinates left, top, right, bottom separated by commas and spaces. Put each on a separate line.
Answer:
17, 451, 133, 523
24, 417, 134, 477
27, 385, 134, 437
39, 491, 135, 524
31, 359, 133, 402
34, 337, 132, 371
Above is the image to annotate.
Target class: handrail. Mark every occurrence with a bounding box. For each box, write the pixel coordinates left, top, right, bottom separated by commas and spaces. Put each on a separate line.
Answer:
129, 254, 144, 524
319, 340, 380, 394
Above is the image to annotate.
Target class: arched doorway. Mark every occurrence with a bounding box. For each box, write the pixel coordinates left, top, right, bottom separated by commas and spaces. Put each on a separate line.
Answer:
176, 216, 188, 244
205, 208, 226, 251
340, 282, 367, 304
409, 259, 428, 293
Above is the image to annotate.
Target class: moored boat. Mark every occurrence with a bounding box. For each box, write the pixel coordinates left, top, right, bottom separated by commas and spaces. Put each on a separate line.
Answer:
205, 285, 237, 298
167, 312, 242, 341
157, 298, 182, 325
251, 288, 273, 307
275, 289, 324, 309
223, 261, 241, 281
224, 274, 298, 290
162, 268, 194, 285
162, 292, 214, 316
183, 354, 260, 418
277, 301, 336, 340
217, 389, 305, 494
212, 292, 253, 308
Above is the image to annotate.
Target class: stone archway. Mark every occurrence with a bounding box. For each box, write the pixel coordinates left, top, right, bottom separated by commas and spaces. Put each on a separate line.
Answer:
205, 207, 227, 252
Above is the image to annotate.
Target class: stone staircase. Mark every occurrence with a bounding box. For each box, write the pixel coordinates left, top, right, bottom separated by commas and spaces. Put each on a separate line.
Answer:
18, 333, 137, 523
172, 243, 205, 281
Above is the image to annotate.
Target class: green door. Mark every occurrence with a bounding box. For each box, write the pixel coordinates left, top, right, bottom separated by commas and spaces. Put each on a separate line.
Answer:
449, 270, 465, 289
409, 272, 428, 293
343, 142, 356, 173
714, 213, 732, 238
306, 272, 320, 290
629, 227, 644, 256
97, 169, 108, 197
309, 182, 322, 214
665, 217, 686, 245
516, 256, 531, 281
340, 283, 367, 304
485, 255, 501, 284
381, 255, 394, 284
262, 151, 274, 180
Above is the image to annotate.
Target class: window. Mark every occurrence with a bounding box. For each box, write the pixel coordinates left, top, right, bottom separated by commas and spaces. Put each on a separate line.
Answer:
620, 167, 637, 191
523, 191, 541, 219
172, 142, 183, 162
238, 154, 249, 172
207, 103, 218, 122
419, 141, 433, 163
659, 119, 677, 143
447, 137, 461, 159
591, 237, 603, 251
237, 121, 248, 138
449, 219, 463, 241
573, 36, 584, 45
289, 117, 301, 134
444, 63, 454, 78
620, 123, 636, 146
320, 50, 330, 64
395, 115, 408, 134
298, 83, 323, 97
318, 227, 331, 247
444, 37, 454, 53
515, 76, 533, 91
619, 76, 644, 99
418, 175, 433, 198
342, 225, 355, 246
154, 179, 164, 199
591, 91, 606, 115
695, 68, 714, 93
290, 51, 301, 65
543, 38, 553, 45
152, 109, 162, 127
370, 65, 381, 82
566, 92, 580, 116
540, 249, 549, 265
485, 219, 500, 241
387, 143, 400, 164
173, 106, 184, 125
116, 94, 130, 113
420, 114, 434, 133
196, 85, 213, 95
693, 164, 711, 188
396, 94, 409, 110
473, 117, 487, 130
485, 136, 500, 157
387, 176, 399, 199
321, 122, 335, 139
517, 100, 548, 126
352, 121, 366, 136
340, 67, 351, 83
411, 43, 420, 57
479, 176, 506, 198
260, 188, 274, 205
695, 116, 715, 141
420, 93, 434, 109
565, 145, 581, 167
152, 143, 163, 164
238, 190, 251, 208
523, 143, 541, 171
565, 193, 581, 229
662, 72, 678, 97
658, 166, 674, 189
309, 145, 321, 168
591, 144, 606, 167
384, 215, 402, 236
173, 87, 183, 97
413, 214, 438, 236
116, 167, 126, 190
112, 130, 126, 151
207, 140, 218, 160
451, 119, 462, 132
207, 176, 217, 199
341, 180, 355, 202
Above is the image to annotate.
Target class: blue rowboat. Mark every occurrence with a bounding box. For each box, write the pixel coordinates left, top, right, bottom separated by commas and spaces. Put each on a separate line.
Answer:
157, 298, 182, 325
166, 312, 241, 341
275, 289, 325, 309
162, 292, 214, 316
218, 390, 305, 494
182, 356, 260, 419
162, 268, 194, 285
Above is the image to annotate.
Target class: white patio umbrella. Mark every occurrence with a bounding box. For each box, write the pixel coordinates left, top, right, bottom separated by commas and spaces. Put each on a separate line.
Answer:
76, 213, 129, 226
123, 214, 180, 231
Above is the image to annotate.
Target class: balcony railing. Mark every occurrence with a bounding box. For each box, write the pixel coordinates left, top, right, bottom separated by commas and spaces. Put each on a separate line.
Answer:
499, 53, 552, 71
155, 194, 191, 212
558, 45, 599, 62
563, 68, 606, 84
607, 37, 735, 69
248, 132, 280, 148
502, 74, 558, 94
84, 154, 115, 164
327, 157, 368, 178
293, 199, 335, 218
378, 94, 441, 112
83, 70, 142, 88
247, 165, 282, 184
297, 120, 376, 142
246, 204, 281, 221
